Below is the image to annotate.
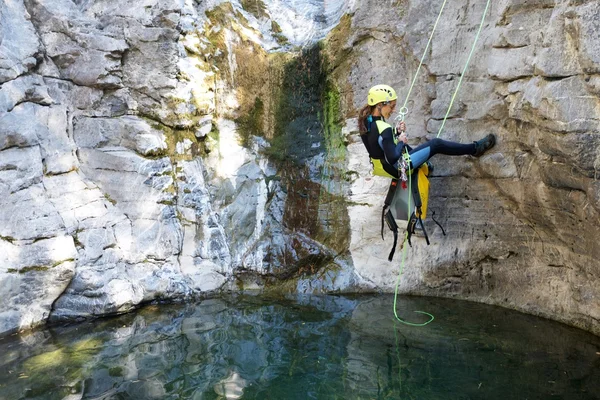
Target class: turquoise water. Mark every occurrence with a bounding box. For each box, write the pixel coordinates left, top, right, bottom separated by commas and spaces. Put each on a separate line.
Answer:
0, 295, 599, 400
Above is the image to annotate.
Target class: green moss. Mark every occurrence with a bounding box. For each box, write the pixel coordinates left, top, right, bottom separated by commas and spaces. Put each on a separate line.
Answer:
14, 259, 76, 274
235, 96, 265, 147
205, 3, 235, 25
269, 20, 289, 46
198, 123, 221, 155
241, 0, 268, 19
323, 14, 352, 69
24, 349, 65, 371
103, 193, 117, 205
71, 338, 103, 354
225, 39, 351, 254
263, 258, 343, 295
146, 118, 172, 135
344, 170, 360, 182
166, 129, 200, 161
273, 33, 290, 47
261, 134, 289, 162
73, 231, 83, 248
198, 8, 353, 262
345, 200, 372, 207
204, 3, 270, 85
322, 81, 345, 163
19, 266, 49, 273
204, 5, 233, 76
109, 366, 124, 377
0, 235, 15, 244
322, 14, 356, 119
271, 20, 282, 33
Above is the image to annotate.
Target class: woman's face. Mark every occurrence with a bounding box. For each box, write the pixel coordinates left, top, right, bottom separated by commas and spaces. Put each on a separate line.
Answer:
381, 100, 397, 118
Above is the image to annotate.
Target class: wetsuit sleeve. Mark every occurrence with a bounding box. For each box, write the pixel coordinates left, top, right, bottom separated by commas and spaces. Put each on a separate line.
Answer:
380, 127, 405, 165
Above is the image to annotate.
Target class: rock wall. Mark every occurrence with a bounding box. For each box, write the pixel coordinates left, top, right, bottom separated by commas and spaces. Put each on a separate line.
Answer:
0, 0, 598, 336
345, 0, 600, 335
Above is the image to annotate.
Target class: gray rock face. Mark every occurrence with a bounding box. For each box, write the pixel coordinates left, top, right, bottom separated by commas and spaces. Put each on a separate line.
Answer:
0, 0, 41, 83
74, 116, 168, 157
0, 0, 217, 333
345, 0, 600, 335
0, 0, 598, 337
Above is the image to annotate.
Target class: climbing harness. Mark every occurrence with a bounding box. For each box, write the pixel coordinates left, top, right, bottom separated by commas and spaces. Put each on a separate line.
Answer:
387, 0, 493, 327
384, 159, 446, 255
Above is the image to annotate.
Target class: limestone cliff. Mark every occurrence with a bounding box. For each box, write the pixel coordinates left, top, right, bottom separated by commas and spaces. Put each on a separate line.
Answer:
0, 0, 598, 336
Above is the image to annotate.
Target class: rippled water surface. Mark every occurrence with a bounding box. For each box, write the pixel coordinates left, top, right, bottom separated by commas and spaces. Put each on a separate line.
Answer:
1, 295, 599, 400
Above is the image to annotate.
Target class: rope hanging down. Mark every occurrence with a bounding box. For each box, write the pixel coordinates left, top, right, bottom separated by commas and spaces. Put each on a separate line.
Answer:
391, 0, 492, 327
393, 163, 435, 327
396, 0, 450, 124
436, 0, 492, 138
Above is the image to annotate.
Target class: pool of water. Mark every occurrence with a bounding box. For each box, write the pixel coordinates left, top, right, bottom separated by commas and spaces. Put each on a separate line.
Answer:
0, 294, 599, 400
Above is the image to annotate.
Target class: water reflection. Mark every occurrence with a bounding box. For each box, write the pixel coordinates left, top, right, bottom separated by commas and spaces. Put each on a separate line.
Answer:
0, 295, 599, 400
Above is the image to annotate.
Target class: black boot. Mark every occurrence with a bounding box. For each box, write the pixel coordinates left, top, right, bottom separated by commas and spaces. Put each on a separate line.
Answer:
473, 134, 496, 157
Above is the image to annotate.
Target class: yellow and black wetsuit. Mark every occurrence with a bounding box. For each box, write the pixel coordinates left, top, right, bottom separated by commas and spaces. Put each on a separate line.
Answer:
362, 115, 480, 179
360, 116, 407, 179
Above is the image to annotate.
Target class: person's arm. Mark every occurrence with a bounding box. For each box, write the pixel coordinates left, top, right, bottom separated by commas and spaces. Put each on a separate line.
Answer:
380, 127, 405, 165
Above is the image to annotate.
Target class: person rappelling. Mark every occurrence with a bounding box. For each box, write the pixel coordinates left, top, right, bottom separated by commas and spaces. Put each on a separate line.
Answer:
358, 84, 495, 179
364, 0, 495, 326
358, 84, 496, 260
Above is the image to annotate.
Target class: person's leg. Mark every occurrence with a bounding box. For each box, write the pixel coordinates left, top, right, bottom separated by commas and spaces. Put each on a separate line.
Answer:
407, 135, 495, 169
408, 138, 475, 169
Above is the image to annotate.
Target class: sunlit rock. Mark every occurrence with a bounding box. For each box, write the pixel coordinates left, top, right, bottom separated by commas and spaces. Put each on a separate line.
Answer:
74, 116, 168, 157
0, 0, 41, 83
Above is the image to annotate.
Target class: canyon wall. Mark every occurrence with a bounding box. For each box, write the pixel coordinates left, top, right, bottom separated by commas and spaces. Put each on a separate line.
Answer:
0, 0, 598, 335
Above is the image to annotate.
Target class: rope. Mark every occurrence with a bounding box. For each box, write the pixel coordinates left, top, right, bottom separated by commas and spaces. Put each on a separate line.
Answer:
391, 0, 492, 326
392, 159, 435, 326
436, 0, 492, 138
396, 0, 450, 124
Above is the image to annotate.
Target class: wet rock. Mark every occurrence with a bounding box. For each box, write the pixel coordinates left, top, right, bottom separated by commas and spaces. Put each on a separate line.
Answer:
0, 235, 75, 333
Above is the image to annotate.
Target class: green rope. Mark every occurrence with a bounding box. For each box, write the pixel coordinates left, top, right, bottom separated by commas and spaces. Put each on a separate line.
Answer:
392, 0, 492, 326
436, 0, 492, 138
397, 0, 450, 122
393, 238, 436, 326
392, 157, 435, 326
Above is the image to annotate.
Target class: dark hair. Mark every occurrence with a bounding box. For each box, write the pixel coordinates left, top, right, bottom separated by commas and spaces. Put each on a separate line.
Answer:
358, 104, 375, 134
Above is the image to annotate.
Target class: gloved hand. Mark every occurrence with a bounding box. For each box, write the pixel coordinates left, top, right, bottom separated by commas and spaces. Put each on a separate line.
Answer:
397, 131, 408, 144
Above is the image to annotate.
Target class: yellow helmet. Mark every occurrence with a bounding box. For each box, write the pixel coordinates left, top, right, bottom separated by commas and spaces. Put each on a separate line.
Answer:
368, 84, 398, 106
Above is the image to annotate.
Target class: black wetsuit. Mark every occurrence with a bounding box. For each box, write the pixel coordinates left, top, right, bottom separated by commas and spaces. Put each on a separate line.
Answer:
362, 116, 476, 179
